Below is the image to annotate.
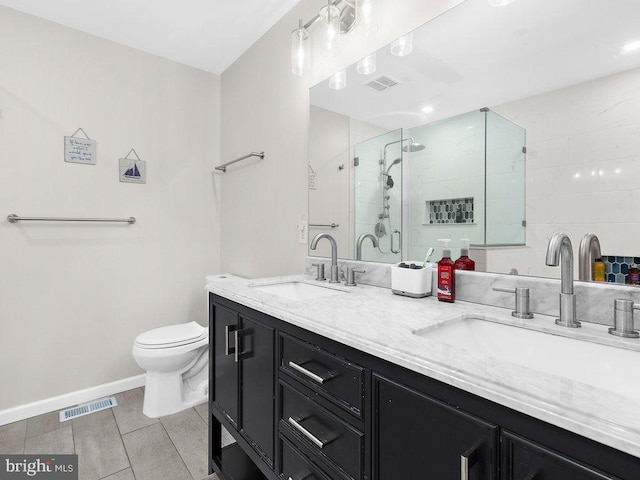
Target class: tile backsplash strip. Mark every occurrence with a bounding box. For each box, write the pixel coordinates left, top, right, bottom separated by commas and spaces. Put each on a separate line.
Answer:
427, 197, 474, 225
603, 255, 640, 284
305, 257, 640, 328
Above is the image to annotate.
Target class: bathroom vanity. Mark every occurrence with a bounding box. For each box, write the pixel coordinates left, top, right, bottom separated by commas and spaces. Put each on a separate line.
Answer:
207, 276, 640, 480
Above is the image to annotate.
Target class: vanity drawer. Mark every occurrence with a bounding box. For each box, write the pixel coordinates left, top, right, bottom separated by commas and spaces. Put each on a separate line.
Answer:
281, 436, 332, 480
280, 382, 364, 480
280, 333, 364, 416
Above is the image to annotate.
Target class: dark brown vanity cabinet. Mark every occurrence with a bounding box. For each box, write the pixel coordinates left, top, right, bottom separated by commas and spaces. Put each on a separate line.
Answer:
373, 375, 498, 480
209, 294, 640, 480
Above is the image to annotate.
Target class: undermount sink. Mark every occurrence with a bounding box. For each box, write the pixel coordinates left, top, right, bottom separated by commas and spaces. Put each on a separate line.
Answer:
413, 316, 640, 397
250, 281, 347, 301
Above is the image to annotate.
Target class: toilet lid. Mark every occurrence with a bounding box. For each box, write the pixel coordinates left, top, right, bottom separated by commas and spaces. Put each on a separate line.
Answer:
135, 321, 207, 349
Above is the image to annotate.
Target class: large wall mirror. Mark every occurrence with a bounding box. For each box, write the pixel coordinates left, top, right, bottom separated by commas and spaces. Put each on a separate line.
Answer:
309, 0, 640, 283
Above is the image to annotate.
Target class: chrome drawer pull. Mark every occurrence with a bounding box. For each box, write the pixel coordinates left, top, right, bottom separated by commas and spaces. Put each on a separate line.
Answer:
224, 325, 237, 356
460, 445, 478, 480
288, 361, 330, 384
288, 417, 325, 449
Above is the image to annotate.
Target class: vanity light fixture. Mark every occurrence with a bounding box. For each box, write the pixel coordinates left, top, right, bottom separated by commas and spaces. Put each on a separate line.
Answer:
329, 69, 347, 90
291, 20, 310, 76
357, 53, 377, 75
390, 32, 413, 57
488, 0, 515, 6
291, 0, 378, 76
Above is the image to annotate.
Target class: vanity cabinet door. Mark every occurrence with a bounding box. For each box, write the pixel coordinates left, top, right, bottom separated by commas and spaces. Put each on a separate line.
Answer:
240, 315, 275, 466
373, 375, 497, 480
212, 302, 239, 427
501, 431, 619, 480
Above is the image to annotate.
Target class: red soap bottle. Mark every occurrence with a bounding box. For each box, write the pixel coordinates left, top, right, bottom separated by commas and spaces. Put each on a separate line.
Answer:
437, 239, 455, 303
454, 238, 475, 271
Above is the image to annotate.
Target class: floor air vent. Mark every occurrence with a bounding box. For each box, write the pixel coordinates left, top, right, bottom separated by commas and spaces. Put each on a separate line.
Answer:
59, 396, 118, 422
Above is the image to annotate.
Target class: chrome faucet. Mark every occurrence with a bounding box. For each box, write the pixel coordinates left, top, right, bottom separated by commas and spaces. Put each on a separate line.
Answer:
545, 233, 581, 328
310, 233, 340, 283
578, 233, 601, 281
356, 233, 379, 260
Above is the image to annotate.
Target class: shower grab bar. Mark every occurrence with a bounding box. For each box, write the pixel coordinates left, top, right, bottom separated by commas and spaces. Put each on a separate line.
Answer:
309, 223, 339, 228
7, 214, 136, 224
215, 151, 265, 172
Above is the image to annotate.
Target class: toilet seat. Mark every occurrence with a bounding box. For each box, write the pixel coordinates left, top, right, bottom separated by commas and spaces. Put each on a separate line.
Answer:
134, 321, 207, 349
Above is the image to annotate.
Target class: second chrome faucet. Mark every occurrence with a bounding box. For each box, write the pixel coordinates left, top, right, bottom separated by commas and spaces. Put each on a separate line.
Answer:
545, 232, 581, 328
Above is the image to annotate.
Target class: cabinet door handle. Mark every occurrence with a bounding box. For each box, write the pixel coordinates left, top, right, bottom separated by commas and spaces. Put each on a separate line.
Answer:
288, 417, 325, 449
288, 361, 332, 384
460, 445, 479, 480
224, 325, 237, 356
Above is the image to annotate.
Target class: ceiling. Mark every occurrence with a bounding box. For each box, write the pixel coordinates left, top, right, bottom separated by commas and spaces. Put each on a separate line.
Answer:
0, 0, 301, 74
311, 0, 640, 129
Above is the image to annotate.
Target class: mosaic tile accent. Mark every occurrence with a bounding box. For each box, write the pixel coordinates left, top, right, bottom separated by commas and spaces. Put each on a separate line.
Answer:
603, 256, 640, 284
427, 197, 474, 224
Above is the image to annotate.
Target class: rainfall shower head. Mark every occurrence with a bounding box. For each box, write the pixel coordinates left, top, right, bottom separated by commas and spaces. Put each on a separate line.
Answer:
402, 141, 425, 152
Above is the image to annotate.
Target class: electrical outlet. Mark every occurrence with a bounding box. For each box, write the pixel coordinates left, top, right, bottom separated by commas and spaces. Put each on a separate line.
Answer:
298, 216, 308, 244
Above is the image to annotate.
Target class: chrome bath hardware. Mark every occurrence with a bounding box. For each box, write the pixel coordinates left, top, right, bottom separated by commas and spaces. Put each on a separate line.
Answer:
311, 263, 326, 281
610, 299, 640, 338
7, 214, 135, 224
492, 287, 534, 319
215, 151, 264, 172
545, 233, 580, 328
578, 233, 601, 281
356, 233, 379, 260
309, 223, 339, 228
310, 233, 339, 283
345, 267, 365, 287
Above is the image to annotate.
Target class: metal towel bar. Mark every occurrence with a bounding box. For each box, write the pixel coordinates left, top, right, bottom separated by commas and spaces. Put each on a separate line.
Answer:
7, 214, 136, 224
215, 151, 265, 172
309, 223, 339, 228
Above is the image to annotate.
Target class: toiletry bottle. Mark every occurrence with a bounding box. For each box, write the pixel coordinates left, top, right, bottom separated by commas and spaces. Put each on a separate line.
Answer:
437, 239, 455, 303
628, 263, 640, 285
454, 238, 475, 271
593, 258, 605, 282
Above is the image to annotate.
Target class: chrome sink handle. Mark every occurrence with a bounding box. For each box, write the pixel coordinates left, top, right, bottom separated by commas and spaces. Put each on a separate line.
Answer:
609, 299, 640, 338
345, 267, 365, 286
311, 263, 325, 281
493, 287, 534, 319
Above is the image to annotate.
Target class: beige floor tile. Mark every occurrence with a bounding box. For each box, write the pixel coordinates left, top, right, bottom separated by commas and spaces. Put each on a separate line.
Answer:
100, 467, 135, 480
194, 402, 208, 424
26, 410, 66, 439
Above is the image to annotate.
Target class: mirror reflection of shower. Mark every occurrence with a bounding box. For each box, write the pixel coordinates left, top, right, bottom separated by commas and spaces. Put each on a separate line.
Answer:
376, 137, 425, 255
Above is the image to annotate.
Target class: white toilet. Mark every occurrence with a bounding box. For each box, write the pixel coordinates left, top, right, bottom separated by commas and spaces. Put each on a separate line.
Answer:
132, 321, 209, 418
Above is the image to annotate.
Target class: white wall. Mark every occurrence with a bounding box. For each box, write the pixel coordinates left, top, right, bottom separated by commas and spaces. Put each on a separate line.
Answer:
494, 66, 640, 279
220, 0, 465, 278
0, 6, 221, 410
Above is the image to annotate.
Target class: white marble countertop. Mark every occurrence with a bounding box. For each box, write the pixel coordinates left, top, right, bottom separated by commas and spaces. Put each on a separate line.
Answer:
206, 274, 640, 458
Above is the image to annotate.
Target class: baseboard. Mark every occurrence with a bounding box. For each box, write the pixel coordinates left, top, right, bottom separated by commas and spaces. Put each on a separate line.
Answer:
0, 374, 146, 426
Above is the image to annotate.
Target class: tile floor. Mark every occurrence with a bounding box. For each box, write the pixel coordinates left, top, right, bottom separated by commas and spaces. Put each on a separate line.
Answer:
0, 388, 219, 480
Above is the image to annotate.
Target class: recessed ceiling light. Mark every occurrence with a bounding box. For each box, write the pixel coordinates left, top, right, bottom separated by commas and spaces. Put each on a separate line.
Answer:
622, 40, 640, 54
488, 0, 515, 6
421, 105, 434, 114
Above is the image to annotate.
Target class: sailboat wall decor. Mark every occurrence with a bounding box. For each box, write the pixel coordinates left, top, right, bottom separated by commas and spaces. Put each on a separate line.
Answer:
119, 148, 146, 184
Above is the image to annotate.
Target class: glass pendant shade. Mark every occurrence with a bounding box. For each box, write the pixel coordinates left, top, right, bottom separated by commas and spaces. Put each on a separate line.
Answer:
319, 1, 341, 57
357, 53, 376, 75
356, 0, 378, 36
291, 20, 310, 76
329, 70, 347, 90
390, 32, 413, 57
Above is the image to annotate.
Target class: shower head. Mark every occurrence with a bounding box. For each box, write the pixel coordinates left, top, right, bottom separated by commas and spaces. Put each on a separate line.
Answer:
402, 141, 425, 152
384, 157, 402, 174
